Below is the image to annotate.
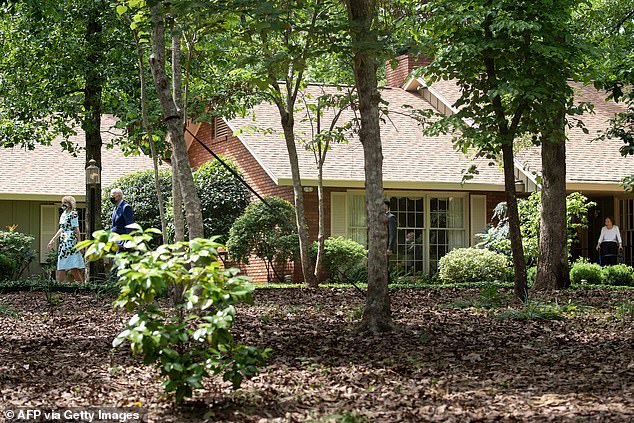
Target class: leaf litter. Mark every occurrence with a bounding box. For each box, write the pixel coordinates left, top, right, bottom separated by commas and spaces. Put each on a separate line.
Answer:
0, 288, 632, 422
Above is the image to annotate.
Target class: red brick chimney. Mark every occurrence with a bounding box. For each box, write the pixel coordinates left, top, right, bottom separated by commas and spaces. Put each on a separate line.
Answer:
385, 54, 431, 88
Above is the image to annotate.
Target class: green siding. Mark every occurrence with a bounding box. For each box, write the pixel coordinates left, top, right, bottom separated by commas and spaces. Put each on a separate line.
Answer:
0, 199, 57, 275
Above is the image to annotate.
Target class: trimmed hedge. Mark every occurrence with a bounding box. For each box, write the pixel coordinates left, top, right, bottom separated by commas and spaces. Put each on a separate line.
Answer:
602, 264, 634, 286
438, 248, 509, 284
569, 259, 603, 285
310, 237, 368, 284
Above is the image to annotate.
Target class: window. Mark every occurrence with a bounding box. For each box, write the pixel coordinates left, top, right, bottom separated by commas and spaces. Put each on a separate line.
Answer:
619, 198, 634, 265
429, 197, 465, 272
348, 193, 367, 246
390, 197, 425, 275
339, 191, 468, 274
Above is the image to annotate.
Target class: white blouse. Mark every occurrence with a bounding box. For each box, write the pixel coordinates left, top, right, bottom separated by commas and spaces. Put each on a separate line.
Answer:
597, 225, 622, 246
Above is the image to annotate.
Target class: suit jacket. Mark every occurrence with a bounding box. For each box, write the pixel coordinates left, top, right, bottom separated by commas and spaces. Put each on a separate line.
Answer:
386, 211, 397, 251
111, 200, 135, 235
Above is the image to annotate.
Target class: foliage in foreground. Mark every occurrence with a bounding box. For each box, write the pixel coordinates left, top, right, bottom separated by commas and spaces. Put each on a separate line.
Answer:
438, 248, 509, 284
79, 227, 270, 403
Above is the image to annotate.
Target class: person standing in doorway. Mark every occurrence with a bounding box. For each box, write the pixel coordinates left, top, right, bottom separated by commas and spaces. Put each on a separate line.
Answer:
596, 216, 622, 266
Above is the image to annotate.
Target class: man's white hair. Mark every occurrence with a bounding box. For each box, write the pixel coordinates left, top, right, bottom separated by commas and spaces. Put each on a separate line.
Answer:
110, 188, 124, 198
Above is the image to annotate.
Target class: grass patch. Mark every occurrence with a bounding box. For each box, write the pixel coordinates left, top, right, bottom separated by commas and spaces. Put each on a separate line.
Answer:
496, 301, 590, 321
0, 301, 19, 318
614, 302, 634, 319
309, 411, 368, 423
442, 286, 510, 310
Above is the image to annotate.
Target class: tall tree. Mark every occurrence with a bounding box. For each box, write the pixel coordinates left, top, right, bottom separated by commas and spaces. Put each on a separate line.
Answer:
579, 1, 634, 188
532, 5, 587, 291
421, 0, 587, 300
226, 0, 347, 287
0, 1, 139, 279
146, 2, 204, 239
344, 0, 394, 332
298, 87, 356, 279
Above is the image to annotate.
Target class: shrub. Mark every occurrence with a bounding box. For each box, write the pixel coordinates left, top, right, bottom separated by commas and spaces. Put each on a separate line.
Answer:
193, 159, 250, 242
478, 192, 595, 266
102, 169, 172, 235
569, 258, 603, 285
79, 227, 270, 403
227, 197, 298, 282
438, 247, 509, 283
103, 158, 250, 243
0, 254, 17, 281
311, 237, 367, 284
0, 229, 36, 280
601, 264, 634, 286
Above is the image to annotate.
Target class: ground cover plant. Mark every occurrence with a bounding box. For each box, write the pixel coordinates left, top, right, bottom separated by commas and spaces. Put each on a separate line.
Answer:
1, 286, 633, 422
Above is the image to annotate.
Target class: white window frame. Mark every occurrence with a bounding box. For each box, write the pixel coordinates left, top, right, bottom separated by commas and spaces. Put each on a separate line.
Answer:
339, 190, 470, 274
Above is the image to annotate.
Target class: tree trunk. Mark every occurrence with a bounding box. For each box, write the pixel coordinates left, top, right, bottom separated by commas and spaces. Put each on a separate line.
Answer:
280, 117, 318, 287
502, 142, 528, 302
534, 108, 569, 290
172, 161, 185, 242
314, 164, 325, 280
345, 0, 393, 333
148, 3, 203, 239
132, 26, 168, 244
83, 8, 104, 281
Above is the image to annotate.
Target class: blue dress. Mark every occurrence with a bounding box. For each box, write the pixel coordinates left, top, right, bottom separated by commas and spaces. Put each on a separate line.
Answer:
57, 210, 85, 270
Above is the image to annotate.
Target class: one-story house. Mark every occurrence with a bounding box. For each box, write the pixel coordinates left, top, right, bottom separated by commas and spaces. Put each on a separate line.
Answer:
186, 55, 634, 282
0, 115, 158, 275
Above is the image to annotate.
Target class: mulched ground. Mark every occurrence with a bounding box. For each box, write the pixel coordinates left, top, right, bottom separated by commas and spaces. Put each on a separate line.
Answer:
1, 288, 633, 422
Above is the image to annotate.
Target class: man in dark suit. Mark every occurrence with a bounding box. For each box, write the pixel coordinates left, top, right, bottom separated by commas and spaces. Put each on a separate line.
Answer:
384, 199, 397, 284
109, 188, 135, 280
110, 188, 135, 237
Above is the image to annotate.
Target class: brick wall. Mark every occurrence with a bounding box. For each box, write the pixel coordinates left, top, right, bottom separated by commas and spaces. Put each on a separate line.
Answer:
385, 54, 432, 88
188, 121, 346, 283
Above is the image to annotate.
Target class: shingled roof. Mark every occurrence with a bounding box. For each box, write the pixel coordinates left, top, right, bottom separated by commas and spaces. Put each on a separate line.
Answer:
0, 115, 159, 200
225, 84, 506, 190
408, 78, 634, 190
515, 84, 633, 190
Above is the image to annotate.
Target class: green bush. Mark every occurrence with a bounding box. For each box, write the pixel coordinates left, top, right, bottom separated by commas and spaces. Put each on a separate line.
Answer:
310, 237, 367, 284
79, 227, 270, 403
438, 247, 509, 283
569, 258, 603, 285
601, 264, 634, 286
227, 196, 298, 282
193, 159, 250, 242
0, 229, 36, 280
103, 158, 250, 243
0, 254, 17, 281
102, 169, 172, 235
478, 192, 595, 266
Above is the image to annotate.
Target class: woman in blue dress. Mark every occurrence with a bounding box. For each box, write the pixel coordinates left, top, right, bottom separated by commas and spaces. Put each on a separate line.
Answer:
47, 196, 85, 282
